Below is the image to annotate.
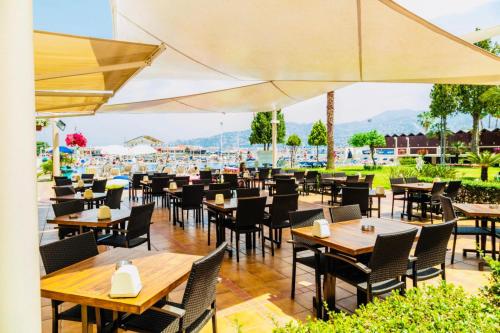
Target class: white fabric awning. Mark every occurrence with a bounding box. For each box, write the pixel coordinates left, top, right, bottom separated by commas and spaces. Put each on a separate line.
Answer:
111, 0, 500, 85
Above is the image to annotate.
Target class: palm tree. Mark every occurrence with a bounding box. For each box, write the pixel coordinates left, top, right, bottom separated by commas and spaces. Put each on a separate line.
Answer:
449, 141, 467, 162
466, 151, 500, 181
417, 111, 434, 134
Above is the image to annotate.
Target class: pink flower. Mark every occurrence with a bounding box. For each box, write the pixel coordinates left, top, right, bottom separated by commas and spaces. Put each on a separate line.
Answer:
65, 132, 87, 147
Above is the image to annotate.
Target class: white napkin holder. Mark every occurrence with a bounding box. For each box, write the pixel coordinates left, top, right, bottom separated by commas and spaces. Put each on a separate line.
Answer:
83, 189, 93, 199
143, 175, 149, 182
243, 171, 250, 178
375, 186, 385, 195
220, 175, 224, 183
97, 205, 111, 220
215, 194, 225, 205
77, 179, 85, 187
312, 219, 330, 238
169, 182, 178, 190
110, 264, 142, 298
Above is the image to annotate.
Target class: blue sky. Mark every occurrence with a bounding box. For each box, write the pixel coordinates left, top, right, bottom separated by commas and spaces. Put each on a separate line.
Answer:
34, 0, 500, 145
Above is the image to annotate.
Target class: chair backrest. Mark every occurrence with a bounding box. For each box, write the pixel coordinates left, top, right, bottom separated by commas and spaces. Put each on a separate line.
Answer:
132, 173, 147, 188
293, 171, 305, 182
39, 232, 98, 274
342, 187, 369, 215
92, 179, 107, 193
430, 182, 447, 200
258, 168, 270, 180
347, 182, 369, 188
305, 170, 318, 181
192, 178, 210, 185
364, 174, 375, 188
174, 176, 190, 184
235, 196, 267, 228
439, 196, 457, 221
223, 173, 238, 189
81, 173, 94, 180
271, 168, 281, 176
181, 242, 227, 329
320, 173, 333, 180
445, 181, 462, 200
275, 178, 297, 195
181, 184, 204, 207
270, 194, 299, 225
209, 182, 231, 191
54, 177, 72, 186
127, 202, 155, 240
105, 187, 123, 209
368, 228, 418, 284
289, 209, 325, 248
151, 177, 170, 194
414, 220, 455, 270
52, 200, 84, 217
199, 170, 212, 180
333, 172, 346, 177
54, 186, 76, 196
153, 172, 170, 177
236, 187, 260, 198
273, 174, 291, 181
205, 189, 232, 200
405, 177, 418, 183
329, 204, 362, 223
346, 175, 359, 183
390, 177, 406, 194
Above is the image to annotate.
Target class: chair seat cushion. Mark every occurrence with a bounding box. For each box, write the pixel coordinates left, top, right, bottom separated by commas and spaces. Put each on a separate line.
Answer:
262, 216, 290, 229
455, 227, 490, 235
357, 279, 405, 295
405, 267, 442, 281
98, 234, 147, 248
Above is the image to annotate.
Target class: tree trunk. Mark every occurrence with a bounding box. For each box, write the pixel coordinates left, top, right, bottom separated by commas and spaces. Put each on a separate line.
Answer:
440, 116, 446, 165
481, 166, 488, 181
370, 147, 376, 166
471, 113, 480, 154
326, 91, 335, 169
316, 146, 319, 162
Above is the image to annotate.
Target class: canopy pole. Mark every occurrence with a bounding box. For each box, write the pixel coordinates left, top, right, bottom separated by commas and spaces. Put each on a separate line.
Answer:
0, 0, 41, 331
271, 110, 278, 167
52, 119, 61, 177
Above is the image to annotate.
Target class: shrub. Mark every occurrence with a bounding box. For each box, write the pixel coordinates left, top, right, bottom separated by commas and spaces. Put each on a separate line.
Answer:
482, 256, 500, 307
275, 283, 500, 333
387, 166, 418, 179
418, 177, 500, 203
363, 165, 382, 171
41, 159, 53, 175
419, 164, 457, 179
398, 157, 417, 166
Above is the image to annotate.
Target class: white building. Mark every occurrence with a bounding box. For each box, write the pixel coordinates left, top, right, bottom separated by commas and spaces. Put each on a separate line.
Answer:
124, 135, 164, 148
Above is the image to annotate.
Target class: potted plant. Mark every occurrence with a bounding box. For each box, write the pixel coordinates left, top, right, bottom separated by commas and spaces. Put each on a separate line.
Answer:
36, 119, 48, 131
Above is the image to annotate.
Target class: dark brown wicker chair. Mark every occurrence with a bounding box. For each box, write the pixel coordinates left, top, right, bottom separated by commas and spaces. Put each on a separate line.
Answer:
104, 187, 123, 209
288, 209, 327, 318
364, 174, 375, 189
342, 187, 369, 216
410, 182, 447, 222
330, 204, 362, 223
320, 173, 333, 203
275, 178, 297, 195
262, 194, 298, 255
293, 171, 305, 184
326, 228, 418, 306
129, 173, 147, 201
444, 181, 462, 200
405, 177, 418, 184
206, 190, 232, 246
236, 187, 260, 198
199, 170, 213, 181
222, 173, 238, 189
176, 184, 205, 228
81, 173, 94, 184
404, 220, 455, 287
52, 200, 85, 239
91, 179, 107, 193
144, 177, 169, 207
257, 168, 270, 189
224, 197, 266, 262
40, 232, 113, 332
301, 170, 318, 195
390, 178, 407, 218
98, 202, 155, 250
346, 175, 359, 183
209, 182, 231, 191
54, 186, 76, 196
121, 242, 227, 333
54, 176, 72, 186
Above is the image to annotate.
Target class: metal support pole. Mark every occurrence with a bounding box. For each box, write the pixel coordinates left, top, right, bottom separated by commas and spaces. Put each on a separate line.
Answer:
271, 110, 278, 167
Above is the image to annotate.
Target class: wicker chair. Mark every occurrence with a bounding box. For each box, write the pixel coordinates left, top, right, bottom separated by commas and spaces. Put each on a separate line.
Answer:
129, 173, 147, 201
288, 209, 327, 318
404, 220, 455, 287
320, 173, 333, 203
410, 182, 447, 222
342, 187, 369, 216
54, 186, 76, 196
104, 187, 123, 209
224, 197, 266, 262
98, 202, 155, 250
293, 171, 305, 184
40, 232, 113, 332
444, 181, 462, 200
122, 242, 227, 333
223, 173, 238, 189
262, 194, 299, 256
405, 177, 418, 184
390, 178, 407, 218
326, 228, 418, 306
52, 200, 84, 239
346, 175, 359, 183
301, 170, 318, 195
144, 177, 169, 207
176, 185, 205, 228
199, 170, 213, 181
91, 179, 107, 193
257, 168, 270, 189
236, 187, 260, 198
54, 176, 72, 186
275, 178, 297, 195
330, 204, 362, 223
209, 183, 231, 191
364, 174, 375, 189
206, 190, 232, 246
440, 196, 490, 264
81, 173, 94, 184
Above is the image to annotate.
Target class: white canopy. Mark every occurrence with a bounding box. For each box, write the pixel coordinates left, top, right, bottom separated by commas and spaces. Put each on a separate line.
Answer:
111, 0, 499, 85
128, 145, 157, 155
99, 145, 129, 155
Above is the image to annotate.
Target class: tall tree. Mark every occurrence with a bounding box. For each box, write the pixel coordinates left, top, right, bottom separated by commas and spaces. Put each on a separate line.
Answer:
429, 84, 458, 164
308, 120, 327, 162
417, 111, 434, 134
326, 91, 335, 169
248, 110, 286, 150
348, 130, 386, 166
456, 38, 499, 153
286, 134, 301, 167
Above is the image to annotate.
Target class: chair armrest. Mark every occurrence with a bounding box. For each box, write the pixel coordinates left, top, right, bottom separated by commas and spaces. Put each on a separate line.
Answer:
324, 252, 371, 274
108, 228, 128, 233
287, 239, 321, 254
408, 255, 417, 263
150, 305, 186, 318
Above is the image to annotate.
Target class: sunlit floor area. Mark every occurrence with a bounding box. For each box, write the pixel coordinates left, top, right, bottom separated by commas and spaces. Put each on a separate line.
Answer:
37, 182, 490, 332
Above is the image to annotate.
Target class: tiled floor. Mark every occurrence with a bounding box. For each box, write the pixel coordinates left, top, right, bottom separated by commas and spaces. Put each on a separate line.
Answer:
37, 182, 492, 332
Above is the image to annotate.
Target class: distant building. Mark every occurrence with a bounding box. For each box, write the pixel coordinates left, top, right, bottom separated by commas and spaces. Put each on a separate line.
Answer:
124, 135, 164, 148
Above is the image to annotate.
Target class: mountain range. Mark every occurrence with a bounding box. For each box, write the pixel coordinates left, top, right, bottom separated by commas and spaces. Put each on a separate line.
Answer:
172, 109, 476, 148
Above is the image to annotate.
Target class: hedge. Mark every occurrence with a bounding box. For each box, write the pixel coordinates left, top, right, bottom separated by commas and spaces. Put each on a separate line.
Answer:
418, 177, 500, 204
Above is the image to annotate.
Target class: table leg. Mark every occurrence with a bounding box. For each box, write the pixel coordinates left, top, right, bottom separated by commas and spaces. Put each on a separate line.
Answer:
405, 196, 413, 221
491, 219, 496, 260
245, 233, 252, 249
81, 305, 89, 333
377, 197, 381, 218
111, 311, 119, 333
95, 308, 102, 333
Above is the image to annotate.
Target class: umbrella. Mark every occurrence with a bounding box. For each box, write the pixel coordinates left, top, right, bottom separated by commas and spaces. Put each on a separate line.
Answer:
128, 145, 157, 155
99, 145, 129, 156
47, 146, 74, 154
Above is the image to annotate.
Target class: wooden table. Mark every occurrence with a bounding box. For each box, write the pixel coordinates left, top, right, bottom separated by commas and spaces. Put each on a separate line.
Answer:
391, 182, 433, 220
323, 176, 366, 184
46, 208, 131, 233
50, 192, 107, 209
453, 203, 499, 264
41, 248, 201, 333
291, 218, 420, 316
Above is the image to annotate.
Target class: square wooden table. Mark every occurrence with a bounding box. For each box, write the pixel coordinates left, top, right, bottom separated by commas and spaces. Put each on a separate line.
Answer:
41, 248, 201, 333
46, 208, 131, 233
50, 192, 107, 209
391, 182, 433, 220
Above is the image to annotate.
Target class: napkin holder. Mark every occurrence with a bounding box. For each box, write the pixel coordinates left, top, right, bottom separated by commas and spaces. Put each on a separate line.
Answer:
74, 174, 81, 181
375, 186, 385, 195
220, 175, 224, 183
83, 189, 93, 199
97, 205, 111, 220
77, 179, 85, 187
312, 219, 330, 238
110, 264, 142, 298
243, 171, 250, 178
142, 175, 149, 182
169, 182, 178, 190
215, 194, 225, 205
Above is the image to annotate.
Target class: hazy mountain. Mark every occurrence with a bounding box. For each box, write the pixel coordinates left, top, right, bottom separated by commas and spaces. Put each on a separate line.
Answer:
173, 109, 474, 148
